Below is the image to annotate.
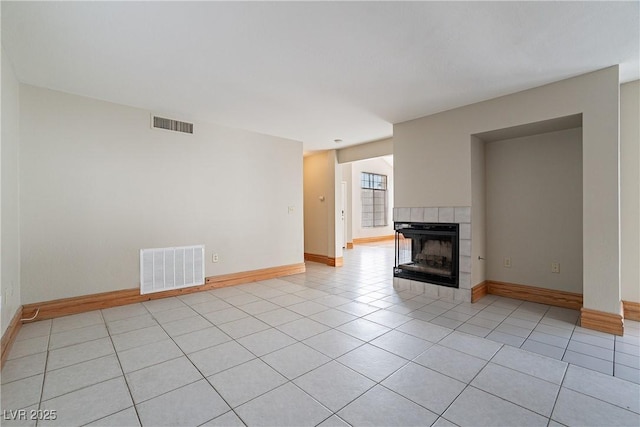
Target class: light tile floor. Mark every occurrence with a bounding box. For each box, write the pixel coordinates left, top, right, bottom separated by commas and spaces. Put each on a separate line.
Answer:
2, 244, 639, 426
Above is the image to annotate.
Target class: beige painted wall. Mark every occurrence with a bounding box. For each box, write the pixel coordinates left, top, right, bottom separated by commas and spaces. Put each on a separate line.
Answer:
349, 157, 394, 239
337, 138, 393, 164
304, 152, 329, 257
486, 128, 583, 293
395, 67, 620, 314
303, 150, 343, 259
19, 85, 303, 304
1, 47, 22, 335
621, 80, 639, 303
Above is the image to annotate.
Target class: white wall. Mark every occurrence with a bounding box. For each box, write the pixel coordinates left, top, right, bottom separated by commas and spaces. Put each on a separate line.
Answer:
341, 162, 353, 246
349, 157, 394, 239
395, 67, 621, 314
485, 128, 583, 293
620, 80, 639, 303
19, 85, 303, 304
1, 47, 22, 335
470, 136, 486, 286
331, 150, 343, 259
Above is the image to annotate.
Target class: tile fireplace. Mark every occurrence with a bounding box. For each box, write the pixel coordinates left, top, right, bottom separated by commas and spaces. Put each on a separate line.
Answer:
394, 222, 459, 288
393, 207, 472, 302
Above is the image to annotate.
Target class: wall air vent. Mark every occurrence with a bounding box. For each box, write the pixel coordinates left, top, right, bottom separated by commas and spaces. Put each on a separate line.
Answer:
140, 245, 204, 295
151, 115, 194, 134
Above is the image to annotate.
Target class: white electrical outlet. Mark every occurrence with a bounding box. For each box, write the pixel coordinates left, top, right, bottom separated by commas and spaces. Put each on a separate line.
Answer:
288, 206, 295, 214
551, 262, 560, 273
212, 253, 219, 263
504, 257, 511, 268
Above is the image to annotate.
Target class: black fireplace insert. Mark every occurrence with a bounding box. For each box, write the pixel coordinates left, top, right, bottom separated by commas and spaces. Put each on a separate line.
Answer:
394, 222, 459, 288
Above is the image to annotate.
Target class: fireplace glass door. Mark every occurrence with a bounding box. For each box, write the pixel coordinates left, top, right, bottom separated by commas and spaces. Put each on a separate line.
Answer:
394, 223, 459, 288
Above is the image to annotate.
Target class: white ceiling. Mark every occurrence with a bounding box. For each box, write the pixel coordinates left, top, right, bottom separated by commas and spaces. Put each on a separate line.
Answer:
2, 1, 638, 152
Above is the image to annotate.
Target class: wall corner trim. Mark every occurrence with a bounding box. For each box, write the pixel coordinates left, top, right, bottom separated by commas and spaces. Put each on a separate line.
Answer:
304, 253, 343, 267
471, 281, 488, 303
1, 307, 23, 369
622, 300, 640, 322
330, 257, 344, 267
304, 253, 330, 265
580, 306, 624, 336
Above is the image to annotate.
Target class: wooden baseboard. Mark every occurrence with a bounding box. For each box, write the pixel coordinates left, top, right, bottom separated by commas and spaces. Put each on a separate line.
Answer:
304, 253, 343, 267
304, 253, 329, 264
1, 307, 23, 369
353, 235, 394, 245
471, 281, 488, 303
330, 257, 344, 267
622, 300, 640, 321
22, 288, 143, 322
485, 280, 628, 335
486, 280, 583, 311
21, 263, 306, 323
204, 263, 306, 287
581, 307, 624, 336
346, 242, 354, 249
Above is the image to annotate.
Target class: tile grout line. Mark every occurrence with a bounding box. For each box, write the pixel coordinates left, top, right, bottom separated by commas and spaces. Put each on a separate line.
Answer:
613, 332, 618, 378
430, 339, 504, 424
213, 282, 395, 422
547, 361, 570, 426
147, 303, 246, 426
30, 313, 139, 425
135, 298, 259, 424
100, 307, 144, 427
157, 289, 355, 424
34, 320, 53, 427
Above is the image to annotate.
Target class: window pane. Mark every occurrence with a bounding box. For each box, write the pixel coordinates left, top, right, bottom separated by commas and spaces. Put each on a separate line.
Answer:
361, 173, 388, 227
361, 172, 387, 190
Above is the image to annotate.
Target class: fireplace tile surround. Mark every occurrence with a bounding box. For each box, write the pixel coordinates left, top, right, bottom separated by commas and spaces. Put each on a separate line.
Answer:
393, 207, 472, 302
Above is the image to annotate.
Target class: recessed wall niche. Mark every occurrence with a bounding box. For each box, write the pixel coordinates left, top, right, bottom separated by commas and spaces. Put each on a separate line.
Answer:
475, 114, 584, 295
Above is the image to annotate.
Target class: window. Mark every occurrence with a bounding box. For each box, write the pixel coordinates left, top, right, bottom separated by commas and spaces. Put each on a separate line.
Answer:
361, 172, 388, 227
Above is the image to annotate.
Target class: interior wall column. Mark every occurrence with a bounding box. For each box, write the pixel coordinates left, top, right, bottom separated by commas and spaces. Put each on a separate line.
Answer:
326, 150, 343, 266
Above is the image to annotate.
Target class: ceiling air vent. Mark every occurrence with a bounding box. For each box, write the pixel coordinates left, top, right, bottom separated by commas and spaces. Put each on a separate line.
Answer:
151, 115, 194, 134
